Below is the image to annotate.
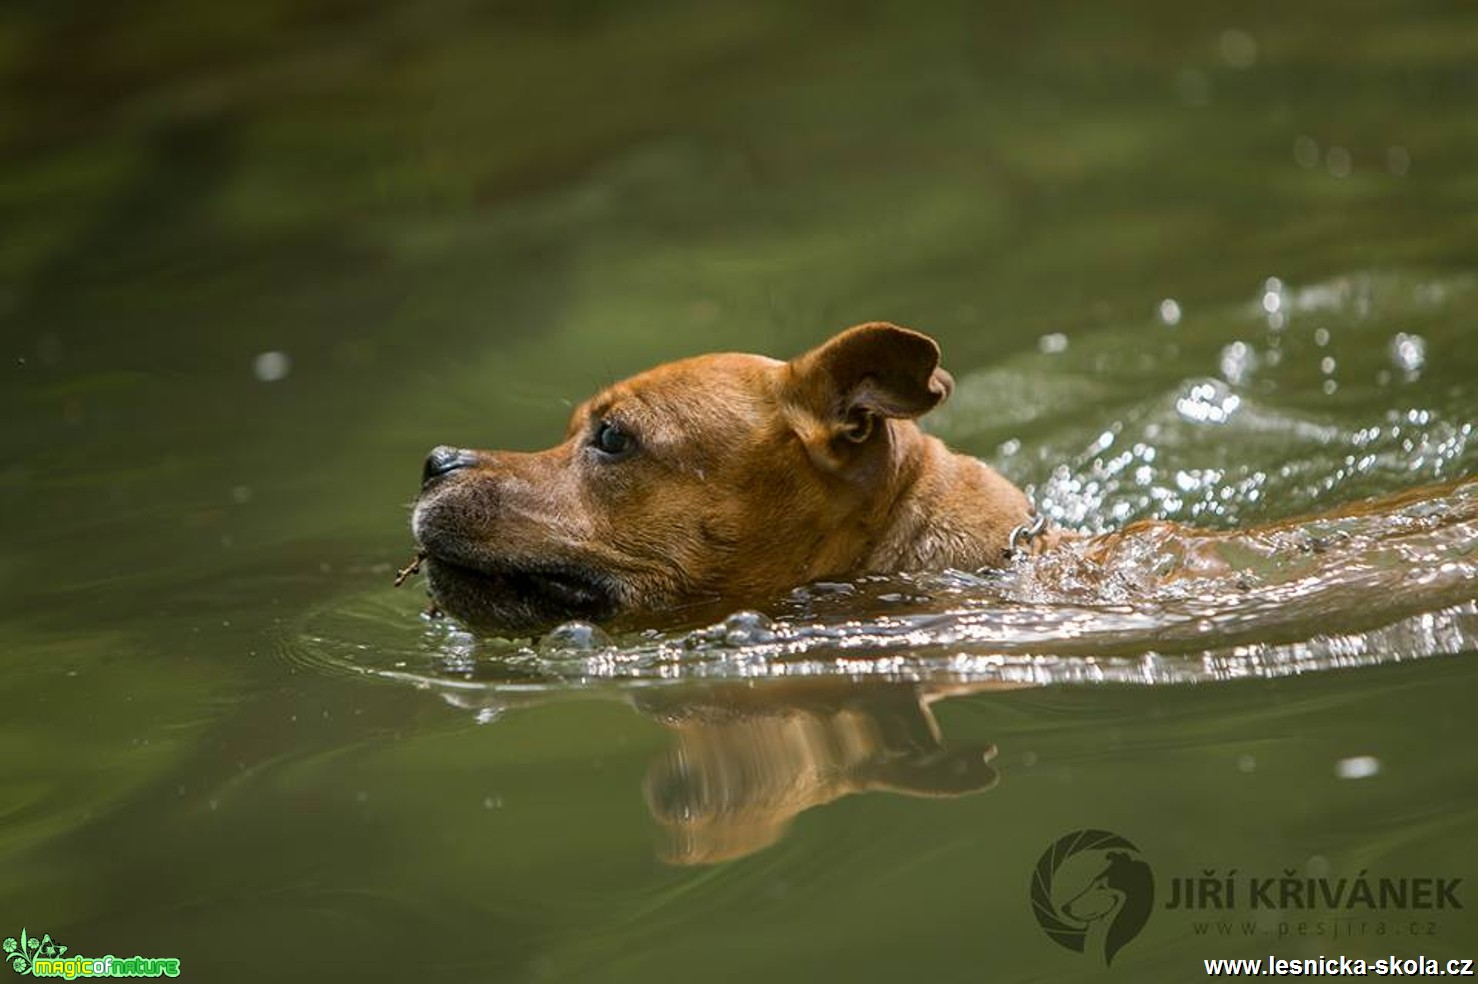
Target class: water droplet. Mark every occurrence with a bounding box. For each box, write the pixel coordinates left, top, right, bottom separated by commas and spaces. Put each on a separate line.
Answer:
253, 351, 292, 382
1158, 298, 1182, 326
1293, 136, 1321, 170
1038, 332, 1069, 354
1389, 332, 1426, 374
1218, 28, 1258, 68
1335, 755, 1380, 779
1220, 341, 1257, 386
1176, 379, 1241, 424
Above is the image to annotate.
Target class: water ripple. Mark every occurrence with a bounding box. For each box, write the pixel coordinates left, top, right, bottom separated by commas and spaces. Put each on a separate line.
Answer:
287, 479, 1478, 695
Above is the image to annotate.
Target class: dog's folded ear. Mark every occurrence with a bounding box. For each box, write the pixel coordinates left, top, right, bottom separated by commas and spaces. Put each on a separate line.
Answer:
787, 322, 954, 450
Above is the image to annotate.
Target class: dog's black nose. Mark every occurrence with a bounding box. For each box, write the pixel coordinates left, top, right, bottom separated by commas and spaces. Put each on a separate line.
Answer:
423, 445, 478, 484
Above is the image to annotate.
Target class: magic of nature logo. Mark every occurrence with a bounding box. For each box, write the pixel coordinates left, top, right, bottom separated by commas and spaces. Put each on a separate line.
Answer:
4, 929, 181, 979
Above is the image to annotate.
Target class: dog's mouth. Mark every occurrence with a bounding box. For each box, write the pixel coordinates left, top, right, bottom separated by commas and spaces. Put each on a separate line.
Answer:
417, 546, 618, 632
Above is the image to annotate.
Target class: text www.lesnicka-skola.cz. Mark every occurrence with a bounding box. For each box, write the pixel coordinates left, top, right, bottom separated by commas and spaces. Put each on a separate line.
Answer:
1204, 956, 1475, 977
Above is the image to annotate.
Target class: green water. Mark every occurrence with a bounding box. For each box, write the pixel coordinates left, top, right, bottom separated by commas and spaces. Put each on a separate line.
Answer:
4, 1, 1478, 980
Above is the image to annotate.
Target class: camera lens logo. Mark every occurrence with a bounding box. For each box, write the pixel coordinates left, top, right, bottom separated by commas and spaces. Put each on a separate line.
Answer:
1030, 829, 1154, 966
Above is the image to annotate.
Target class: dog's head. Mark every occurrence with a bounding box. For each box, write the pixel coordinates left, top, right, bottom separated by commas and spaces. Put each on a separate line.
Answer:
410, 322, 953, 632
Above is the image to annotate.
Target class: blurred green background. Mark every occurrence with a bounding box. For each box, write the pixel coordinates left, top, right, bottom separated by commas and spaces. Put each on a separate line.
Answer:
2, 1, 1477, 981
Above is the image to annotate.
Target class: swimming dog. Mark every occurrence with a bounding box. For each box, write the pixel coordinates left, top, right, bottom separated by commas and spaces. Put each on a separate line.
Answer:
408, 323, 1051, 631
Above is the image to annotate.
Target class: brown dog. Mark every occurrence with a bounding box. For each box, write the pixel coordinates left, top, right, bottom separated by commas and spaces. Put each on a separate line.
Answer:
410, 322, 1045, 631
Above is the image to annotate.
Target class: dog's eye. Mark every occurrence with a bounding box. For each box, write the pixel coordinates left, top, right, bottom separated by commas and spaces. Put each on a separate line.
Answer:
592, 421, 637, 457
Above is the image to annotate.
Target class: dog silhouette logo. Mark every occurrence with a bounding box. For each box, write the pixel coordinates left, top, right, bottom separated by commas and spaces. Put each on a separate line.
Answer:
1030, 829, 1154, 966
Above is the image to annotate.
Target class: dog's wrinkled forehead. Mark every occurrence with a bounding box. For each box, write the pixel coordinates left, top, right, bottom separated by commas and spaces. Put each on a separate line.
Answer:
575, 353, 784, 451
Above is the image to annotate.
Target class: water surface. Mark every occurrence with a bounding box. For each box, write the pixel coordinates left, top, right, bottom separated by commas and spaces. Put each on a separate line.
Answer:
3, 1, 1477, 980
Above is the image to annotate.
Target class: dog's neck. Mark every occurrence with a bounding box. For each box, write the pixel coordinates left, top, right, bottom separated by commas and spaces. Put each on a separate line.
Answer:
863, 427, 1036, 573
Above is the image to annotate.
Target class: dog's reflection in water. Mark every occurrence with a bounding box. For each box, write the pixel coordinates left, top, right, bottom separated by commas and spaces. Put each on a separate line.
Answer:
438, 678, 1007, 864
631, 680, 1004, 865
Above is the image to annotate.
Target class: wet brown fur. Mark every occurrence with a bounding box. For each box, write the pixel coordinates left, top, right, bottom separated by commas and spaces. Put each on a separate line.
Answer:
411, 323, 1039, 631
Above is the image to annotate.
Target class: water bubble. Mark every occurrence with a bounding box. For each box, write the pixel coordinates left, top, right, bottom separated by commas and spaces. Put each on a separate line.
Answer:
1237, 754, 1257, 773
1335, 755, 1381, 780
1038, 332, 1069, 354
1176, 379, 1241, 424
1293, 136, 1321, 170
1261, 278, 1287, 326
252, 351, 292, 382
721, 610, 777, 646
540, 621, 612, 652
1219, 341, 1257, 386
1158, 298, 1182, 326
1389, 332, 1426, 374
1218, 28, 1258, 68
